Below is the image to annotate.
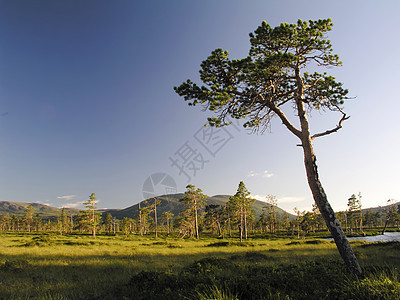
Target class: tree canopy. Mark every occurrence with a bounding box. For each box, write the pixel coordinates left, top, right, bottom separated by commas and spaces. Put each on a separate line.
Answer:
174, 18, 349, 136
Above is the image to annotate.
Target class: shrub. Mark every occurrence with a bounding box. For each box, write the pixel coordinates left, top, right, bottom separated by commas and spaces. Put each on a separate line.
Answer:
185, 257, 234, 275
207, 242, 230, 247
1, 259, 30, 272
286, 241, 301, 245
304, 239, 328, 245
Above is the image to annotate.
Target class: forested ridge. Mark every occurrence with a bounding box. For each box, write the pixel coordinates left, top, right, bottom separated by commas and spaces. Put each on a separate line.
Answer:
1, 191, 398, 238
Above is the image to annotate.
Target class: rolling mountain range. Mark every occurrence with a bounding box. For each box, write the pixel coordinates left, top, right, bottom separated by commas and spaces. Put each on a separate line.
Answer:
0, 194, 293, 219
99, 194, 294, 220
0, 195, 397, 220
0, 201, 80, 217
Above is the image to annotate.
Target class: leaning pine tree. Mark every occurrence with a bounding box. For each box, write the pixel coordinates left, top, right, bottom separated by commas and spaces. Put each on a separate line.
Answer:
174, 18, 362, 276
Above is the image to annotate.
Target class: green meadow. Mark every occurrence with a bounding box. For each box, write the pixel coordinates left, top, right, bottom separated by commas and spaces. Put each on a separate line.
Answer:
0, 232, 399, 299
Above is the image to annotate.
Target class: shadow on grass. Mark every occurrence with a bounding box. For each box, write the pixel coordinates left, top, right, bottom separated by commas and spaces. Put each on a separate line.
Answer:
0, 236, 400, 299
116, 257, 400, 300
0, 245, 342, 299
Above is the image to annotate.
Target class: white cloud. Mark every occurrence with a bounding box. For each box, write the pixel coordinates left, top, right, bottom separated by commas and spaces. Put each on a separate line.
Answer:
262, 170, 274, 178
248, 171, 258, 177
62, 201, 84, 209
248, 170, 274, 178
57, 195, 77, 201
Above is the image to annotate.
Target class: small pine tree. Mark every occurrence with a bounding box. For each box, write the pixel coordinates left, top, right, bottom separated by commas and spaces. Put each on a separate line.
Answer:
265, 195, 278, 233
103, 213, 113, 234
229, 182, 254, 242
180, 184, 207, 239
347, 193, 362, 233
83, 193, 101, 238
23, 205, 34, 232
60, 208, 69, 235
161, 211, 174, 234
382, 199, 399, 234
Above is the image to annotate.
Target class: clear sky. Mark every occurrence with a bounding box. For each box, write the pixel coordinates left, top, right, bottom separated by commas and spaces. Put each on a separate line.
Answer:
1, 0, 399, 213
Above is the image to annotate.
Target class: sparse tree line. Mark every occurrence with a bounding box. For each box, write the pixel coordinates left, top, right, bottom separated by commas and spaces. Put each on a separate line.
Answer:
1, 190, 399, 239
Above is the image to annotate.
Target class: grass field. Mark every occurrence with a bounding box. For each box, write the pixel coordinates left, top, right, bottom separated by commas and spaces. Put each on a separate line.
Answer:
0, 232, 399, 299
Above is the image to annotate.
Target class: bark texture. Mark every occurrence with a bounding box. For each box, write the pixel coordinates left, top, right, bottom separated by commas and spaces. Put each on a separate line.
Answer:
301, 134, 362, 276
295, 80, 362, 276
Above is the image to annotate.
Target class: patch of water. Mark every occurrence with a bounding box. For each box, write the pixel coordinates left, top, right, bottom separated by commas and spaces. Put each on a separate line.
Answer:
326, 232, 400, 242
348, 232, 400, 242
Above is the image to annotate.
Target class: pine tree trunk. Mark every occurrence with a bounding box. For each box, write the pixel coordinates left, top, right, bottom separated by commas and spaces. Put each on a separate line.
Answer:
166, 217, 170, 234
154, 201, 158, 239
298, 106, 362, 276
244, 208, 247, 240
297, 214, 300, 239
240, 206, 243, 242
217, 221, 222, 236
292, 68, 362, 276
227, 208, 232, 237
139, 203, 143, 236
382, 219, 389, 235
194, 203, 199, 239
302, 139, 361, 274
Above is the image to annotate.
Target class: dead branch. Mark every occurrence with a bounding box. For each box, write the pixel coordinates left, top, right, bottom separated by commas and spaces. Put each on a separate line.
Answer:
311, 106, 350, 140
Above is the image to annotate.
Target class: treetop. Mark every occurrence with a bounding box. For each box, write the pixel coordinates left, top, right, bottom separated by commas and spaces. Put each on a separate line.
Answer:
174, 18, 349, 134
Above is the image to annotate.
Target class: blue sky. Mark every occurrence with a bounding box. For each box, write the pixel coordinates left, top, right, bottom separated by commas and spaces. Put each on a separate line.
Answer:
1, 0, 399, 213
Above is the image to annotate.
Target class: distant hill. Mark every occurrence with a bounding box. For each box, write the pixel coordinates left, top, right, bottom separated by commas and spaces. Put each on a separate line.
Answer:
100, 193, 295, 220
361, 202, 400, 215
0, 201, 80, 217
2, 197, 395, 221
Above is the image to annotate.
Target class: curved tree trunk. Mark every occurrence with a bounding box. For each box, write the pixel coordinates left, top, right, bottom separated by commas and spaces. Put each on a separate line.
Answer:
296, 96, 362, 276
301, 135, 362, 276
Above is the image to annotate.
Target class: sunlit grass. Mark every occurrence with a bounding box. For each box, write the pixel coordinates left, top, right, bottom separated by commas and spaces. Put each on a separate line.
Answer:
0, 232, 399, 298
